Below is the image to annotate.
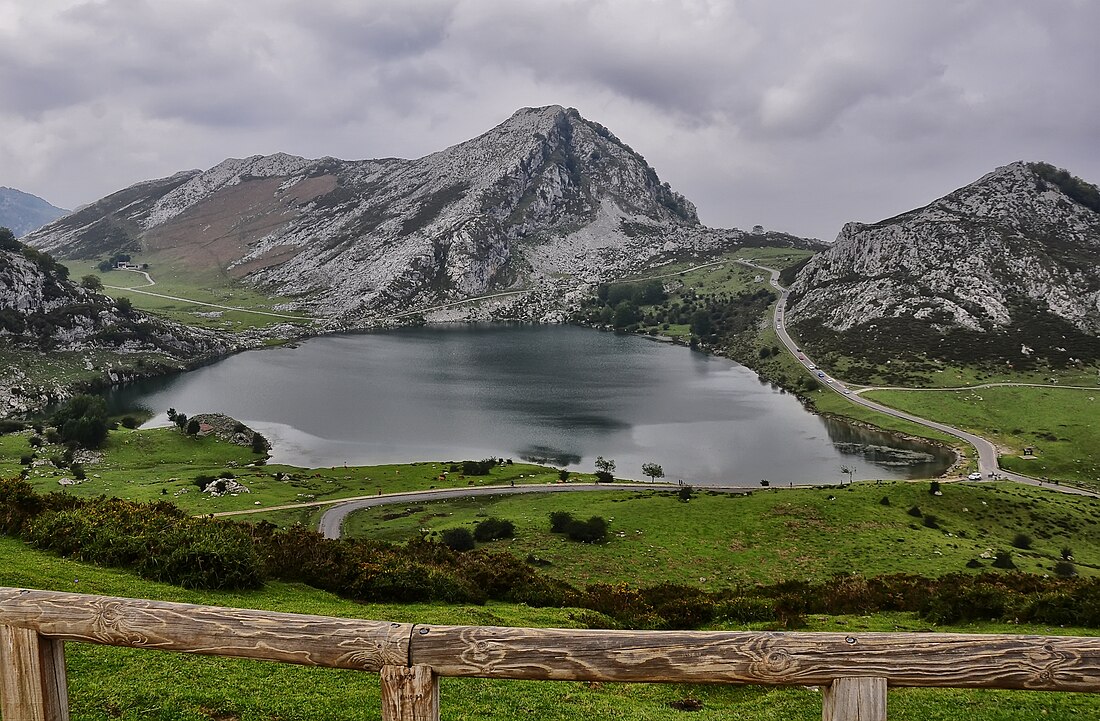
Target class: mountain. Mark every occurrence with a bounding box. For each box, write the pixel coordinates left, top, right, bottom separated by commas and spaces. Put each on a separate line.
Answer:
786, 161, 1100, 371
0, 228, 230, 414
28, 106, 762, 320
0, 187, 68, 237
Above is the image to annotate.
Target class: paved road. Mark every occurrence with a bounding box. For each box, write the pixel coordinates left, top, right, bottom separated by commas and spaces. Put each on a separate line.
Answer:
735, 259, 1097, 498
317, 482, 720, 539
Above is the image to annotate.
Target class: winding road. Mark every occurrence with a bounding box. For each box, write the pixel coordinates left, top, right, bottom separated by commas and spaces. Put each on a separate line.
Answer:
106, 267, 310, 321
735, 259, 1097, 498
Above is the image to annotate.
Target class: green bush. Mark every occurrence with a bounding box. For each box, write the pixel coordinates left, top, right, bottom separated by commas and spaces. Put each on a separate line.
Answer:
1012, 533, 1033, 550
473, 517, 515, 542
441, 527, 475, 551
549, 510, 573, 532
565, 516, 608, 543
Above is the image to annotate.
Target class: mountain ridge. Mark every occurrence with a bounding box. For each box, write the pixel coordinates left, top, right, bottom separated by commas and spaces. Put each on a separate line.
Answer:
0, 187, 68, 238
26, 106, 813, 322
787, 160, 1100, 371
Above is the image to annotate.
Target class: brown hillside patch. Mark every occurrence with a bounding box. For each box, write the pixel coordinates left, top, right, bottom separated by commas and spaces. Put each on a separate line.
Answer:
144, 174, 336, 272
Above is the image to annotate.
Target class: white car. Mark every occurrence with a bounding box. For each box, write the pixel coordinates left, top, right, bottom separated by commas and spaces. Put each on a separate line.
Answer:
967, 472, 983, 481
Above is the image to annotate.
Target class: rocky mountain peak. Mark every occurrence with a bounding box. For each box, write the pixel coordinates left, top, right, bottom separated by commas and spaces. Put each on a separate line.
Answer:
26, 106, 714, 319
787, 161, 1100, 369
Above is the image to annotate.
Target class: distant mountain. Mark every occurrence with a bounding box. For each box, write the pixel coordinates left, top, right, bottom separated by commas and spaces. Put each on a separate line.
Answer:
0, 187, 67, 237
0, 228, 230, 414
787, 161, 1100, 370
26, 106, 817, 321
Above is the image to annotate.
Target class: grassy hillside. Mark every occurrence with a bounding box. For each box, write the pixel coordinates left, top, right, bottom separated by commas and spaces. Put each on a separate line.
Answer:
341, 481, 1100, 586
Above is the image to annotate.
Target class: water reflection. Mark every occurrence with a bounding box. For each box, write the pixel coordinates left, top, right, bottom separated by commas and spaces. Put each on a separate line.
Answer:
104, 325, 953, 485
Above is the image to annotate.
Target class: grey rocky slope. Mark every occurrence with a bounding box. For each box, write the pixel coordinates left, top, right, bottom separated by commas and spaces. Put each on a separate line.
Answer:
0, 227, 231, 414
0, 187, 68, 237
26, 106, 811, 321
787, 161, 1100, 369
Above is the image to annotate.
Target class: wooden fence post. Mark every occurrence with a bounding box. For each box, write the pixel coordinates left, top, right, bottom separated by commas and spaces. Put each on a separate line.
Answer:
822, 677, 887, 721
380, 665, 439, 721
0, 625, 69, 721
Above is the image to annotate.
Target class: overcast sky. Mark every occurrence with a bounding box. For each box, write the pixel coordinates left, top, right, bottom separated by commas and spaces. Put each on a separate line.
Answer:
1, 0, 1098, 240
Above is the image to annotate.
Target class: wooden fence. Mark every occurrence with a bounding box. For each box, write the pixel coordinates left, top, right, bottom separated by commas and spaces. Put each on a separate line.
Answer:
2, 587, 1099, 720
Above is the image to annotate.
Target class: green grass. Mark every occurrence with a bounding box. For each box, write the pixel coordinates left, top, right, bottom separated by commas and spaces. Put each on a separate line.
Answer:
865, 387, 1100, 489
3, 534, 1099, 721
63, 260, 314, 332
5, 425, 583, 515
342, 481, 1100, 586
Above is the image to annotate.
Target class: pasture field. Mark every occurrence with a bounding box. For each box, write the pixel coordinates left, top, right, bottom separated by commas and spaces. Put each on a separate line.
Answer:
341, 480, 1100, 586
865, 386, 1100, 489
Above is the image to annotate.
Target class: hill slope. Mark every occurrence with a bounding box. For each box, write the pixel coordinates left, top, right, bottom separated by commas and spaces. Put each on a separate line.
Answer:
787, 161, 1100, 371
0, 187, 68, 237
27, 106, 758, 320
0, 228, 230, 414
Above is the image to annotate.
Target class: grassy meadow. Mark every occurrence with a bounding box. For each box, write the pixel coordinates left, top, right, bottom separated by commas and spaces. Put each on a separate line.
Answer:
5, 425, 573, 515
63, 259, 314, 332
864, 387, 1100, 489
340, 481, 1100, 586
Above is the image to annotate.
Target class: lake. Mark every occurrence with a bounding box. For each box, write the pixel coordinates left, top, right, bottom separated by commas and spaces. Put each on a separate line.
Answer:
105, 324, 953, 485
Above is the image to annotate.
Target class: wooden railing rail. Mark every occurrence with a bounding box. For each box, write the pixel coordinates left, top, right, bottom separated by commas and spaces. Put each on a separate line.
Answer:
2, 587, 1099, 721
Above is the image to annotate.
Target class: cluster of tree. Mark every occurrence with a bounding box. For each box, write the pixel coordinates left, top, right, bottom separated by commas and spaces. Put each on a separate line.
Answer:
549, 510, 608, 543
576, 282, 777, 347
1032, 161, 1100, 214
49, 394, 110, 450
448, 459, 504, 475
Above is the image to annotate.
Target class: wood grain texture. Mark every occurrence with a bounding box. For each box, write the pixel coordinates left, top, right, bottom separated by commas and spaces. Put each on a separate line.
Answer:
0, 625, 69, 721
381, 665, 439, 721
0, 588, 410, 672
408, 625, 1100, 691
822, 677, 886, 721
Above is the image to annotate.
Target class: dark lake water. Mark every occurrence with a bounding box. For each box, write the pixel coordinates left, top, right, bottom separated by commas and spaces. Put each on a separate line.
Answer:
105, 324, 953, 485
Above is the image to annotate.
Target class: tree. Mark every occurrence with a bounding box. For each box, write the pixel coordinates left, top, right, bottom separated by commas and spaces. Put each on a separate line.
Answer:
558, 469, 570, 482
174, 413, 189, 432
251, 432, 269, 454
116, 297, 133, 316
641, 462, 664, 481
186, 419, 200, 435
51, 394, 109, 449
594, 456, 615, 483
80, 274, 103, 291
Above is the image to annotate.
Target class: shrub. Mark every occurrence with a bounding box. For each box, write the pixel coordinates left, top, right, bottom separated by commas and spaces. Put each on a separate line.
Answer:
966, 559, 984, 568
929, 481, 941, 495
28, 436, 44, 448
193, 475, 216, 490
0, 420, 26, 434
1053, 560, 1077, 578
70, 463, 85, 480
678, 485, 695, 501
549, 511, 574, 533
473, 517, 515, 542
991, 550, 1016, 569
186, 419, 200, 435
19, 454, 33, 465
879, 496, 891, 506
922, 514, 940, 530
441, 527, 475, 551
907, 505, 923, 518
461, 459, 495, 475
1011, 533, 1033, 550
565, 516, 608, 543
120, 416, 139, 429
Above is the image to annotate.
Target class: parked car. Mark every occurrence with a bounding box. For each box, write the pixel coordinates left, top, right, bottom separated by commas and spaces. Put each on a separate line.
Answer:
967, 472, 983, 481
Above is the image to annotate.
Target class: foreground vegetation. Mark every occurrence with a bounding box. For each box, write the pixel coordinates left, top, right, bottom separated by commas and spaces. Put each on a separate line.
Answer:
3, 505, 1100, 720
